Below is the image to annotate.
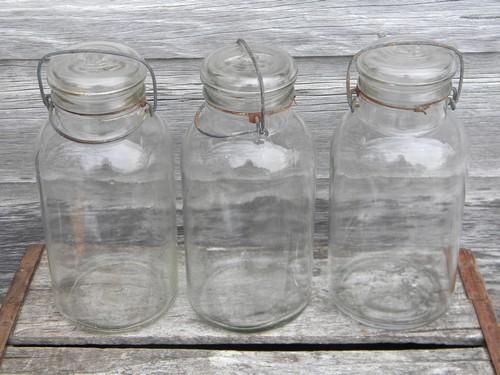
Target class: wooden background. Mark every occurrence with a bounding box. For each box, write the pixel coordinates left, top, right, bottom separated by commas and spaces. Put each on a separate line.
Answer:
1, 0, 499, 320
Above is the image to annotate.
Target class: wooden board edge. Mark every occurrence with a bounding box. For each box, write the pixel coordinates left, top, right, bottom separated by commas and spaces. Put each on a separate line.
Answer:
0, 244, 44, 365
0, 346, 494, 374
459, 248, 500, 374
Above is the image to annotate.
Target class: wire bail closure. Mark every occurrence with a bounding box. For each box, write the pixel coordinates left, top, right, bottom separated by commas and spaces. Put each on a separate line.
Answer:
237, 38, 268, 137
37, 49, 158, 115
346, 40, 464, 113
194, 39, 268, 139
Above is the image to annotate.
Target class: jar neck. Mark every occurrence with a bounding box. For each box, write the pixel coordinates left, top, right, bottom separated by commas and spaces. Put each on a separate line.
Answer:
203, 84, 295, 113
50, 102, 149, 143
50, 80, 147, 116
198, 102, 292, 138
357, 72, 453, 109
356, 95, 448, 136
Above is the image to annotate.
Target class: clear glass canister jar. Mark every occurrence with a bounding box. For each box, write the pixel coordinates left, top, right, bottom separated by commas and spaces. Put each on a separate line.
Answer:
329, 37, 467, 330
36, 42, 178, 331
182, 40, 315, 331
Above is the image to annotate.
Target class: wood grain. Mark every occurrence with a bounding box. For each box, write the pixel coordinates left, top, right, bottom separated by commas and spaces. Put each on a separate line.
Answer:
1, 54, 499, 292
0, 347, 494, 374
0, 6, 499, 373
1, 0, 500, 59
2, 178, 499, 318
1, 55, 500, 182
10, 250, 482, 346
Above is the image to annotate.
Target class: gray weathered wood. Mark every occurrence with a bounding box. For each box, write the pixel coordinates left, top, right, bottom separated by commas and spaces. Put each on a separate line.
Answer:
0, 347, 494, 374
0, 54, 499, 319
10, 250, 482, 346
1, 5, 500, 374
2, 178, 500, 317
1, 54, 500, 182
1, 0, 500, 59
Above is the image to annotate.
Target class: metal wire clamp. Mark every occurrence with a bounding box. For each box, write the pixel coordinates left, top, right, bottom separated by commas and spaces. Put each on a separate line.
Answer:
194, 38, 269, 139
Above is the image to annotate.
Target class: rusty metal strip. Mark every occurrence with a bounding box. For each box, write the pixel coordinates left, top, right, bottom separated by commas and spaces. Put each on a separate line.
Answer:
0, 244, 44, 364
458, 248, 500, 374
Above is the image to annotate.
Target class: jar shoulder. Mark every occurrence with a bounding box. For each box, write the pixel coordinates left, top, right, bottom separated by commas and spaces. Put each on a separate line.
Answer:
182, 109, 314, 177
184, 108, 311, 142
332, 111, 467, 176
37, 114, 173, 177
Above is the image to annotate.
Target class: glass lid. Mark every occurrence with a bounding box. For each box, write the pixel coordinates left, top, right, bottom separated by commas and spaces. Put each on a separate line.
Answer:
357, 38, 456, 86
47, 41, 147, 114
200, 42, 297, 112
356, 36, 457, 107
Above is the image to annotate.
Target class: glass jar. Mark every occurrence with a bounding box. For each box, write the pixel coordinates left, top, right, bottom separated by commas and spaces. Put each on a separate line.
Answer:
329, 37, 467, 330
182, 40, 315, 331
36, 42, 178, 331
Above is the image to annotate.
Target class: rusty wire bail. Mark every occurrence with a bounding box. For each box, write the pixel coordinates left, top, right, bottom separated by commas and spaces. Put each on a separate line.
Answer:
194, 38, 269, 139
346, 40, 464, 113
37, 49, 158, 116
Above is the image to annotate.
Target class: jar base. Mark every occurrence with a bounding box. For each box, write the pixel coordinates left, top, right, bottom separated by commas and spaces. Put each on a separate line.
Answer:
193, 300, 309, 332
189, 257, 310, 332
331, 255, 452, 330
57, 293, 177, 333
53, 260, 176, 332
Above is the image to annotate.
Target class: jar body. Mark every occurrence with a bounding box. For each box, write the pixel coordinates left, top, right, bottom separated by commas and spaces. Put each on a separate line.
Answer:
36, 106, 178, 331
329, 99, 467, 329
182, 105, 314, 331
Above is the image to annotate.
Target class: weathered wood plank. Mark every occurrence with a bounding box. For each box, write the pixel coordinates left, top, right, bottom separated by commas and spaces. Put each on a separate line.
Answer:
1, 0, 500, 59
1, 185, 499, 314
0, 347, 494, 374
1, 54, 498, 316
2, 178, 499, 319
9, 250, 482, 346
1, 3, 499, 353
1, 54, 499, 183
